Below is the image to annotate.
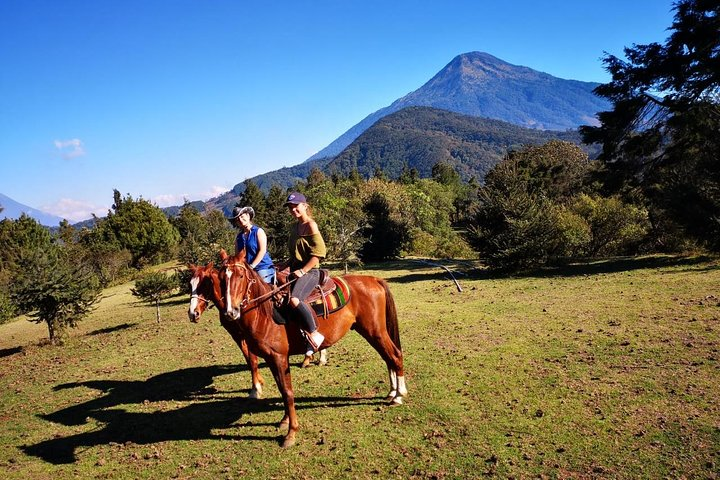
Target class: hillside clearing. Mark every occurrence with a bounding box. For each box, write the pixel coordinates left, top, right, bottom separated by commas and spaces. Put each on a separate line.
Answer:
1, 255, 718, 479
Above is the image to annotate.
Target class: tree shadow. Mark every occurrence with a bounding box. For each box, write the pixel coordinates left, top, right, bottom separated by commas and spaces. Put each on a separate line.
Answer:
21, 364, 383, 464
86, 323, 137, 336
503, 255, 716, 280
0, 346, 23, 358
357, 259, 473, 285
362, 255, 716, 284
160, 296, 190, 307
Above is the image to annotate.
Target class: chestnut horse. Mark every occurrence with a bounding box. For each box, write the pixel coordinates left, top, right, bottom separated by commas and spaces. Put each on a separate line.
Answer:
222, 249, 406, 448
187, 263, 326, 398
187, 263, 265, 399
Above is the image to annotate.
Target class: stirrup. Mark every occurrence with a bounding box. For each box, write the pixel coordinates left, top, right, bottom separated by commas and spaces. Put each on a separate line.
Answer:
307, 330, 324, 352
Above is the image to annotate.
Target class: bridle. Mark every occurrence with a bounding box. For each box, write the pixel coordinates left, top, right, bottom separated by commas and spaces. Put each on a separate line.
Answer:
225, 262, 256, 312
190, 294, 209, 304
224, 262, 297, 313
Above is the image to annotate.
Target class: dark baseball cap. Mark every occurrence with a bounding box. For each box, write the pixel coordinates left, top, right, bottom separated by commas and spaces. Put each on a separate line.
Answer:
284, 192, 307, 205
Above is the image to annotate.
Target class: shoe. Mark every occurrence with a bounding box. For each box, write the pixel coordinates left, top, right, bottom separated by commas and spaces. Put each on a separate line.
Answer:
308, 330, 324, 351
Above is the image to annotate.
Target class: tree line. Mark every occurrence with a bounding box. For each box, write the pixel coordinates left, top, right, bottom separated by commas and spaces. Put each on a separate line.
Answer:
0, 0, 716, 343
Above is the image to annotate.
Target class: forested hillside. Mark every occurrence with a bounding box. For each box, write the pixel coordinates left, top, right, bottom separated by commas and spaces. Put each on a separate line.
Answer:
210, 107, 595, 214
326, 106, 594, 181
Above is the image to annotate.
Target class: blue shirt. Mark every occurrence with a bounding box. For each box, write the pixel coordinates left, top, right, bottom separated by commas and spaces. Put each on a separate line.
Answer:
235, 225, 274, 271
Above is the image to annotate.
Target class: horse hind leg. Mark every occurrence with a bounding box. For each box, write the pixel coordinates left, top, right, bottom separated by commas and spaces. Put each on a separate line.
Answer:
386, 368, 408, 406
356, 328, 406, 405
300, 348, 328, 368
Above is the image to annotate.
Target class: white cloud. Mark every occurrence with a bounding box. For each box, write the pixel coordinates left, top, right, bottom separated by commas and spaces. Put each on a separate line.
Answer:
41, 198, 109, 223
152, 194, 189, 208
205, 185, 229, 199
54, 138, 86, 159
152, 186, 230, 208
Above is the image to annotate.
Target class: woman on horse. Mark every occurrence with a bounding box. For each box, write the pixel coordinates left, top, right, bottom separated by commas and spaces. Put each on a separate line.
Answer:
228, 205, 276, 285
281, 192, 326, 352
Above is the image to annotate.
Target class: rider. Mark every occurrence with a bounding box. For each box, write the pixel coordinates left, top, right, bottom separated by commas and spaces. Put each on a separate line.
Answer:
228, 205, 276, 285
281, 192, 326, 352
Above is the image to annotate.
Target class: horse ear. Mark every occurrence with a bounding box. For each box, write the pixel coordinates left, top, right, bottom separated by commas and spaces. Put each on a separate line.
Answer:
238, 249, 247, 263
219, 249, 228, 261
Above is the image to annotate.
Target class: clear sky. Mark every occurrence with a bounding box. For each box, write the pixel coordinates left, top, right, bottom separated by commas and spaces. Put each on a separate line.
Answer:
0, 0, 675, 222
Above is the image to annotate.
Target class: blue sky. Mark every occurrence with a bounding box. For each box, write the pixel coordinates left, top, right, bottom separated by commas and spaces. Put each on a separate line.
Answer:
0, 0, 675, 222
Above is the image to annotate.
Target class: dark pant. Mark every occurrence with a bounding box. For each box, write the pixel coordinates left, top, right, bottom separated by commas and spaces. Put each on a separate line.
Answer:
291, 269, 320, 332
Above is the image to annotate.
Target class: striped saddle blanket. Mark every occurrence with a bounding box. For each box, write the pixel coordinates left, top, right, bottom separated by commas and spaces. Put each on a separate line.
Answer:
308, 276, 351, 318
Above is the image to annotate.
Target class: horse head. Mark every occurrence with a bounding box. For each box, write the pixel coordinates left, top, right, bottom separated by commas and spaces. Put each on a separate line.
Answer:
223, 250, 251, 320
187, 262, 223, 322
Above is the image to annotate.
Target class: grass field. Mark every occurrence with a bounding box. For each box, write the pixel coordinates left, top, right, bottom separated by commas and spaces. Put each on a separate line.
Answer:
1, 256, 718, 479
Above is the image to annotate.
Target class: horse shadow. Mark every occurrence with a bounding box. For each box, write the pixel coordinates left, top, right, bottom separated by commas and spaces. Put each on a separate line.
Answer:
21, 364, 381, 464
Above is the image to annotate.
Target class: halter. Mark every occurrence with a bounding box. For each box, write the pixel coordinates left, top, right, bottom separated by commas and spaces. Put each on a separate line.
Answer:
190, 294, 209, 304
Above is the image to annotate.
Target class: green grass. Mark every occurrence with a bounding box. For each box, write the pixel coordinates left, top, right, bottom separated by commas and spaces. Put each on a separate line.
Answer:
1, 256, 719, 479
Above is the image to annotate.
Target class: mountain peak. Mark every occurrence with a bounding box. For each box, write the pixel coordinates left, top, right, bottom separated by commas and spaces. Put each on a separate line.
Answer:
307, 52, 609, 161
0, 193, 65, 227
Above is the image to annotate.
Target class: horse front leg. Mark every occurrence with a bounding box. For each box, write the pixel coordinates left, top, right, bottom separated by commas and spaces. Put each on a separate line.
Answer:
239, 339, 264, 399
220, 316, 265, 398
268, 354, 299, 448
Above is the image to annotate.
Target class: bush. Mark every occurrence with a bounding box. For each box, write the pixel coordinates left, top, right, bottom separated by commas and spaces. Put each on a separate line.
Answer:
0, 291, 17, 325
131, 271, 178, 323
570, 194, 650, 256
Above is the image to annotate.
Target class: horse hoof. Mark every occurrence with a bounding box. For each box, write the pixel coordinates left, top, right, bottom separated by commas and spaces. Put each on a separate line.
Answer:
388, 396, 404, 406
281, 434, 296, 448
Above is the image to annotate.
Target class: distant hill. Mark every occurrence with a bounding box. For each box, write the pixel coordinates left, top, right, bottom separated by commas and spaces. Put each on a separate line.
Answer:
325, 106, 594, 181
0, 193, 65, 227
308, 51, 609, 161
205, 106, 597, 214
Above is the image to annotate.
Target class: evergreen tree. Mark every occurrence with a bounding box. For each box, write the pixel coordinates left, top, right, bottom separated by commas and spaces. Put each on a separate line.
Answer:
264, 184, 292, 260
239, 179, 266, 222
98, 192, 180, 267
12, 243, 101, 344
359, 192, 410, 261
581, 0, 720, 249
131, 271, 178, 323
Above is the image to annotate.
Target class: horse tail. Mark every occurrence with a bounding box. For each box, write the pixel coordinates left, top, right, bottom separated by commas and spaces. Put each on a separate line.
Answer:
381, 279, 402, 351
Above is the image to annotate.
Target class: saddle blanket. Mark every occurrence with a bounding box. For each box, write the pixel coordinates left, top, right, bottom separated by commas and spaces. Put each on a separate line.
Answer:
309, 276, 351, 317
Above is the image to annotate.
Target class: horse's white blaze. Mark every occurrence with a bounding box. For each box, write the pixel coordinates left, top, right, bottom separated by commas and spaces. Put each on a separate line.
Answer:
225, 268, 234, 316
189, 277, 201, 315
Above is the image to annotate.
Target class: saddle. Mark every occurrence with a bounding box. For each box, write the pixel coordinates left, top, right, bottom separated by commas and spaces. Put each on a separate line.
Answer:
273, 268, 351, 323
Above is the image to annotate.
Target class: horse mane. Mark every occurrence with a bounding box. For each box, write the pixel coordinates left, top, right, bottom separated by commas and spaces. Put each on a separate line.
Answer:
227, 252, 275, 319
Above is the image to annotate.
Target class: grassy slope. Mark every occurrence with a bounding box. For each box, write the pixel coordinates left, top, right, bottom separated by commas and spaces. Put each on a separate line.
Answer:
0, 256, 718, 479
